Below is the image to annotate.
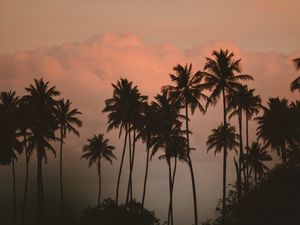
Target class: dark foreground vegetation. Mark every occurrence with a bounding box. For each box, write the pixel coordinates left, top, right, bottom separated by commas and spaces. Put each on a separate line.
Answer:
1, 50, 300, 225
203, 165, 300, 225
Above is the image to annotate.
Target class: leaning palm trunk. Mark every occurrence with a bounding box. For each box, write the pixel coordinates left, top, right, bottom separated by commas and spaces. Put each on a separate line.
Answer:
167, 160, 174, 225
168, 157, 177, 225
142, 136, 150, 207
116, 130, 128, 204
222, 89, 227, 215
127, 129, 136, 202
12, 157, 17, 225
185, 100, 198, 225
21, 136, 29, 225
97, 158, 102, 206
59, 128, 64, 221
126, 128, 132, 204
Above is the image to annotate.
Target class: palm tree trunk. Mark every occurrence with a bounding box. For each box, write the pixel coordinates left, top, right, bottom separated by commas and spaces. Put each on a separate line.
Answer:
128, 129, 136, 201
142, 136, 150, 207
22, 136, 29, 225
37, 152, 43, 222
185, 99, 198, 225
126, 128, 132, 204
97, 158, 101, 206
116, 129, 128, 204
59, 128, 64, 222
237, 110, 245, 201
167, 160, 174, 225
245, 114, 250, 193
222, 88, 227, 215
12, 157, 17, 225
168, 157, 177, 225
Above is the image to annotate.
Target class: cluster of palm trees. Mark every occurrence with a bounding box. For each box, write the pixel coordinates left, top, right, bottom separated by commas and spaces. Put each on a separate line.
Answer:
0, 79, 82, 225
1, 52, 300, 225
100, 50, 300, 225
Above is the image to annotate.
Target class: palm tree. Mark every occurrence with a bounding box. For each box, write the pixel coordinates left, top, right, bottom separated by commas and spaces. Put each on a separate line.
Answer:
226, 85, 262, 197
206, 122, 239, 214
103, 78, 147, 204
290, 58, 300, 92
81, 133, 116, 206
244, 142, 272, 185
0, 91, 22, 225
149, 91, 182, 225
103, 78, 132, 204
203, 49, 253, 211
18, 97, 33, 225
55, 98, 82, 221
136, 103, 157, 207
256, 98, 298, 167
24, 78, 60, 221
164, 63, 207, 225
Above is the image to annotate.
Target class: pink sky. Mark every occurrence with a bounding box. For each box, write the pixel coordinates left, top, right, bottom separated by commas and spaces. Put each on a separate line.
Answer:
0, 1, 300, 224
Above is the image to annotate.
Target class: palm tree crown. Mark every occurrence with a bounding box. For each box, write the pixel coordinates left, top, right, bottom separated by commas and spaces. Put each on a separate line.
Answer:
244, 142, 272, 183
203, 49, 253, 107
207, 123, 239, 155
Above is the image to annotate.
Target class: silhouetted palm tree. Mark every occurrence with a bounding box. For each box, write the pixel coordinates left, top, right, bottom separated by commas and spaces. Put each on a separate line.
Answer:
81, 133, 116, 206
164, 64, 207, 225
226, 85, 248, 199
203, 49, 252, 211
206, 122, 239, 214
103, 78, 147, 204
0, 91, 22, 225
244, 142, 272, 185
150, 91, 182, 225
290, 58, 300, 92
55, 98, 82, 221
24, 78, 60, 221
256, 98, 298, 167
227, 85, 262, 197
136, 103, 157, 207
18, 97, 33, 225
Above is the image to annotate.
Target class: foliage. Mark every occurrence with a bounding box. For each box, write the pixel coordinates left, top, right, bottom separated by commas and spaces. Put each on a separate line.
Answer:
77, 198, 162, 225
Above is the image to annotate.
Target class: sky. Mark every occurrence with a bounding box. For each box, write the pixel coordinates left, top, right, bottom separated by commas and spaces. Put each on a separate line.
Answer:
0, 1, 300, 224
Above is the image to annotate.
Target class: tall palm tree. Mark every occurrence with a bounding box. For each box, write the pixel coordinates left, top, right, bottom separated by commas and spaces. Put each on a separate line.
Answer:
24, 78, 60, 221
290, 58, 300, 92
244, 142, 272, 185
206, 122, 239, 214
136, 103, 157, 207
81, 133, 116, 206
125, 86, 147, 203
18, 97, 33, 225
256, 98, 298, 167
55, 98, 82, 221
226, 85, 262, 197
0, 91, 22, 225
164, 63, 207, 225
226, 86, 247, 200
103, 78, 147, 204
103, 78, 133, 204
203, 49, 253, 211
149, 91, 182, 225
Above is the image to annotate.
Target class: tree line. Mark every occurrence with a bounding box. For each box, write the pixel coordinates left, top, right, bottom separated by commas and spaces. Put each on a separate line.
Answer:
1, 49, 300, 225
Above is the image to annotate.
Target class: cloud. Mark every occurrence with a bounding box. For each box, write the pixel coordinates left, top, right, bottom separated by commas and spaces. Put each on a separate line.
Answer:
0, 33, 299, 223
